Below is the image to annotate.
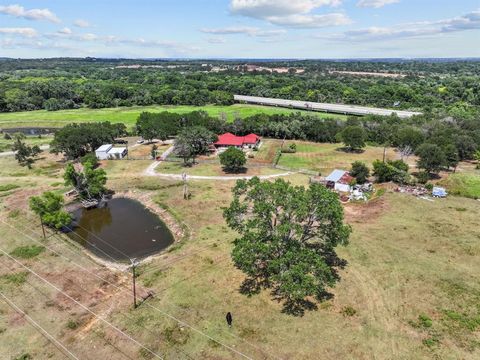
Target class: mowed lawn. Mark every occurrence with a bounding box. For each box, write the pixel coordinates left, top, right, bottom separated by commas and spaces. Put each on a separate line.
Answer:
278, 141, 415, 175
0, 104, 345, 129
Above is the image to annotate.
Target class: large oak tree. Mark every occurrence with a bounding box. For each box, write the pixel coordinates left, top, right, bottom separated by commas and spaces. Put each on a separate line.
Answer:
223, 177, 351, 315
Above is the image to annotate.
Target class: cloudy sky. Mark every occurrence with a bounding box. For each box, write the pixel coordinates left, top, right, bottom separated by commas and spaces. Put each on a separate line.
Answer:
1, 0, 479, 58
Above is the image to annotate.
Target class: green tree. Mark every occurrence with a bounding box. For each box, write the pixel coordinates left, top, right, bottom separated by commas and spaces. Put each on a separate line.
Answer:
50, 122, 120, 159
455, 135, 477, 160
174, 126, 217, 164
372, 159, 409, 183
443, 144, 459, 172
395, 126, 424, 150
416, 143, 446, 175
136, 111, 180, 143
219, 147, 246, 172
474, 150, 480, 169
223, 177, 351, 315
340, 126, 366, 152
64, 161, 107, 200
350, 161, 370, 184
29, 192, 71, 229
11, 133, 41, 168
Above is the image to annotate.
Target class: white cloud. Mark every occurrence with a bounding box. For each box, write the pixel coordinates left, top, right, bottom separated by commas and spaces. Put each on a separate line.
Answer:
207, 37, 227, 44
0, 27, 37, 37
58, 27, 72, 35
74, 19, 91, 28
200, 26, 286, 37
229, 0, 349, 28
0, 4, 60, 23
80, 33, 98, 41
357, 0, 399, 8
230, 0, 341, 17
322, 9, 480, 41
266, 13, 351, 28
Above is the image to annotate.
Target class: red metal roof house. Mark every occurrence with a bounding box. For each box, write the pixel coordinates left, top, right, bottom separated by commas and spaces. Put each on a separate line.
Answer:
214, 133, 261, 148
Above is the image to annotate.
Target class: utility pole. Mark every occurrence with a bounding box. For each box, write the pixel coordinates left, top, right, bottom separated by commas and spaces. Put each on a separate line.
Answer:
130, 258, 138, 309
182, 172, 189, 200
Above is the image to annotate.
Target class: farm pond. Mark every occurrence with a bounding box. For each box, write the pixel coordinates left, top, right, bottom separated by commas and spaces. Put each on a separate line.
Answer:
68, 198, 174, 262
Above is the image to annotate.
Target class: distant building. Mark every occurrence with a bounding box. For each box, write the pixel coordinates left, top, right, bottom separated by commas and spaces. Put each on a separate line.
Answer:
95, 144, 127, 160
214, 133, 261, 148
325, 169, 354, 193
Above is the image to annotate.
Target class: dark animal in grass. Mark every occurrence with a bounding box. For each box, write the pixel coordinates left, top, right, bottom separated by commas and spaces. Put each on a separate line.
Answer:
226, 312, 233, 327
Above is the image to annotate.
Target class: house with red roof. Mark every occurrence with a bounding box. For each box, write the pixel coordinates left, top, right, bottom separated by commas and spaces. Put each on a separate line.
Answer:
214, 133, 261, 148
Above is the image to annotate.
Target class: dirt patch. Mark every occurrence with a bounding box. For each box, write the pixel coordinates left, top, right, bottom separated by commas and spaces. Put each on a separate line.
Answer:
344, 195, 389, 224
9, 312, 26, 327
40, 268, 123, 311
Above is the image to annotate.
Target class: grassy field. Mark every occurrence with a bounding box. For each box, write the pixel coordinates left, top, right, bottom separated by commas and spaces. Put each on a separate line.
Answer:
156, 160, 285, 177
0, 104, 346, 129
277, 141, 416, 175
0, 134, 52, 152
0, 143, 479, 359
439, 166, 480, 199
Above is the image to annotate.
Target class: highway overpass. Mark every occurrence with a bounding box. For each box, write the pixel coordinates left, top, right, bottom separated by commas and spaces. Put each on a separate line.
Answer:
234, 95, 422, 119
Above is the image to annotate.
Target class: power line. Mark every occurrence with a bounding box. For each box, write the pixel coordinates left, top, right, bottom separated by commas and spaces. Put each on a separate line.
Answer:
0, 291, 80, 360
1, 221, 195, 360
1, 218, 254, 359
0, 266, 138, 360
2, 217, 259, 360
0, 247, 165, 360
9, 211, 282, 359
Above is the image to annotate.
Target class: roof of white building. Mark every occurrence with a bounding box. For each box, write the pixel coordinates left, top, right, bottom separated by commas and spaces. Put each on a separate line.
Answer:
325, 169, 348, 182
108, 147, 127, 154
96, 144, 113, 152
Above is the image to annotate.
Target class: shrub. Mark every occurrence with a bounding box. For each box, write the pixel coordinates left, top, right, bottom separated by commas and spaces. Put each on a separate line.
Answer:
418, 314, 433, 328
10, 245, 45, 259
416, 171, 430, 184
372, 159, 409, 184
424, 183, 434, 191
422, 336, 440, 347
66, 319, 79, 330
1, 272, 29, 285
341, 306, 357, 317
350, 161, 370, 184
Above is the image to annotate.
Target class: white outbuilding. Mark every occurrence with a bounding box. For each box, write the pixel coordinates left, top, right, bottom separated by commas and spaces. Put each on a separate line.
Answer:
95, 144, 113, 160
325, 169, 354, 193
95, 144, 127, 160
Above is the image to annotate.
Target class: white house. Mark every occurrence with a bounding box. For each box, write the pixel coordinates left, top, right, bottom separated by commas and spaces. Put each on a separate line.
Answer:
95, 144, 127, 160
325, 169, 354, 193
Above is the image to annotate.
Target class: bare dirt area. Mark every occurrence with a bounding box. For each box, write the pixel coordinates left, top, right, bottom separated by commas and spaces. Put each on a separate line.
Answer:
344, 194, 390, 224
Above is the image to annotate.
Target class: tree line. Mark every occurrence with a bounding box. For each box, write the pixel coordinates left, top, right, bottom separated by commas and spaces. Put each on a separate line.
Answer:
1, 58, 480, 112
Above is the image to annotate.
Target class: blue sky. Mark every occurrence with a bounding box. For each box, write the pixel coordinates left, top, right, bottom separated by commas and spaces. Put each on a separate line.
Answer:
0, 0, 479, 58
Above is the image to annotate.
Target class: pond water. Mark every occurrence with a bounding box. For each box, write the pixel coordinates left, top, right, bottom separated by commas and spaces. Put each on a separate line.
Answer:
2, 127, 59, 135
68, 198, 174, 262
